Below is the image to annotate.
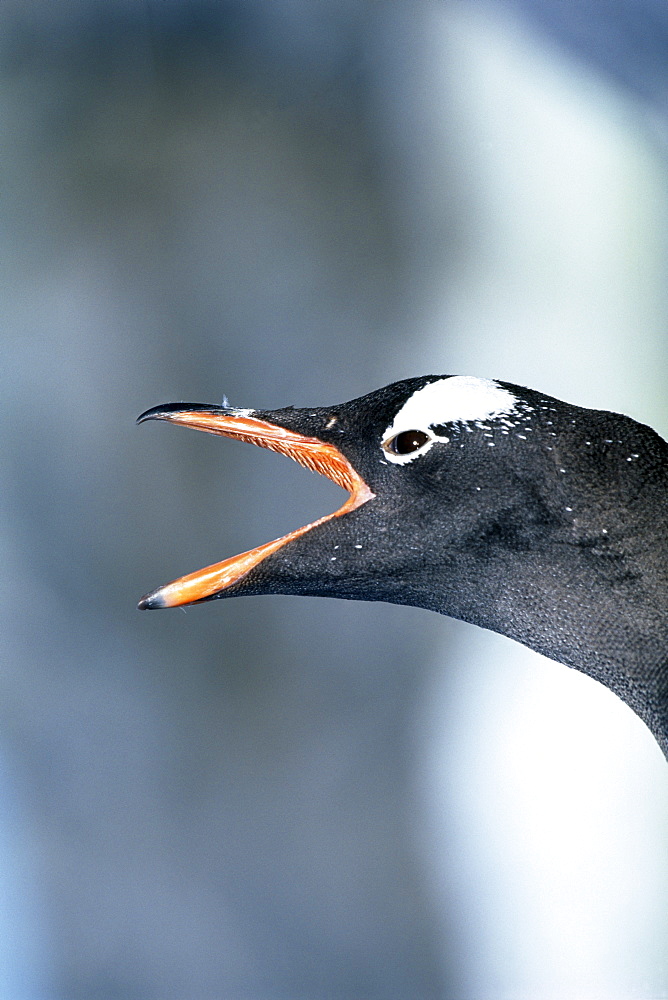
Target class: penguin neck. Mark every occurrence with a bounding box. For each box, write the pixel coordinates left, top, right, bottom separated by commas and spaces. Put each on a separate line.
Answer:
516, 581, 668, 758
439, 530, 668, 759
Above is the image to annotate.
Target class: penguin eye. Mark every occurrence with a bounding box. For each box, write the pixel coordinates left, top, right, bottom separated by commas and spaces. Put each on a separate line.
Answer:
384, 429, 431, 455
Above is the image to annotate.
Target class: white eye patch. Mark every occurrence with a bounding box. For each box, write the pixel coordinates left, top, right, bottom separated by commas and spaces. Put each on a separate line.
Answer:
381, 376, 518, 464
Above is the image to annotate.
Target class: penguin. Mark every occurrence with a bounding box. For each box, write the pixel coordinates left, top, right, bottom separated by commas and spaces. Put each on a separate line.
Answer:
137, 375, 668, 757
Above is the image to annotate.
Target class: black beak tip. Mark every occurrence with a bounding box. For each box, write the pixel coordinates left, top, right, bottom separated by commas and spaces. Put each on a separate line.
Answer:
136, 401, 222, 425
136, 404, 174, 425
137, 590, 166, 610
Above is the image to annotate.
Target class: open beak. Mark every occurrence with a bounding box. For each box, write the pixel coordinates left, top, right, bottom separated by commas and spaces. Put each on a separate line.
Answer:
137, 404, 374, 609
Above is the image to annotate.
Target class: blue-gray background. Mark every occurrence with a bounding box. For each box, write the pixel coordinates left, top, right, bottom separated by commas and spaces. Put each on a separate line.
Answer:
2, 2, 668, 997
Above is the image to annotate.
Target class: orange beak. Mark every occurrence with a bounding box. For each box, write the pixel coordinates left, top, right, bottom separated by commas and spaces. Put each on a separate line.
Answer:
137, 407, 374, 609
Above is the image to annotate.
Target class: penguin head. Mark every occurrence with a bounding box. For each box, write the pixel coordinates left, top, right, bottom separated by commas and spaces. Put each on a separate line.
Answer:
137, 373, 661, 618
137, 375, 573, 612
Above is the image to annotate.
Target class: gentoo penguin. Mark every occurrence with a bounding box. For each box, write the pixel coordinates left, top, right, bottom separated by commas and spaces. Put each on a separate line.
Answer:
138, 375, 668, 758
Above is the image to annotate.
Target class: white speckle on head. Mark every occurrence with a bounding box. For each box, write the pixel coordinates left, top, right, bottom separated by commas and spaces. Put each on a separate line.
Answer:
390, 376, 517, 432
382, 376, 519, 464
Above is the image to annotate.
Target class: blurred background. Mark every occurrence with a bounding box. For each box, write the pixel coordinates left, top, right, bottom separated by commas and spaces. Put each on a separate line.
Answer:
2, 1, 668, 997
